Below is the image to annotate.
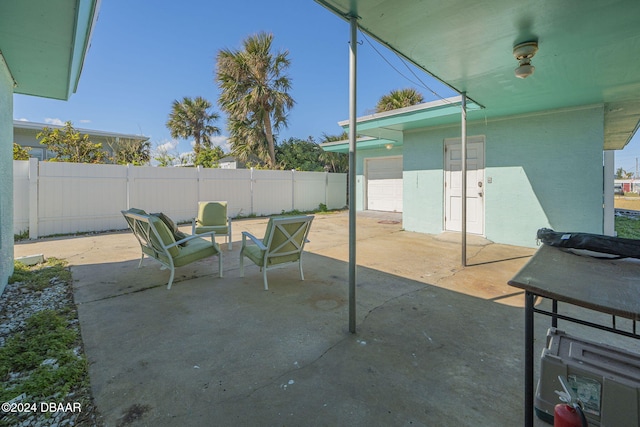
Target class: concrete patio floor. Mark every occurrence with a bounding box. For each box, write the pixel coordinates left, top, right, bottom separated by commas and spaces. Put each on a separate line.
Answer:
13, 211, 639, 426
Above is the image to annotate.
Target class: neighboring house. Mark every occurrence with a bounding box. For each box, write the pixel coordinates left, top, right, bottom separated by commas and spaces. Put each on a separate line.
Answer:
615, 179, 640, 195
218, 156, 244, 169
316, 0, 640, 248
0, 2, 100, 291
218, 155, 261, 169
13, 120, 149, 161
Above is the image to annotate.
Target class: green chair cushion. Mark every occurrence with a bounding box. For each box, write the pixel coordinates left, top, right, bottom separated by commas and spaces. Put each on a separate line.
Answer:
148, 216, 180, 258
151, 212, 188, 244
270, 222, 305, 254
127, 208, 147, 215
198, 202, 228, 227
172, 237, 218, 267
243, 245, 266, 267
194, 225, 229, 235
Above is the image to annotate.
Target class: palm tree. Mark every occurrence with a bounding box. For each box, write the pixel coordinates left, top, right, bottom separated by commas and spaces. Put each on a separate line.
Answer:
216, 32, 295, 169
166, 96, 220, 155
375, 88, 424, 112
319, 132, 349, 173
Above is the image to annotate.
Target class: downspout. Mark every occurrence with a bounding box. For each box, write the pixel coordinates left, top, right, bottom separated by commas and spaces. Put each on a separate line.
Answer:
461, 92, 467, 266
348, 15, 358, 333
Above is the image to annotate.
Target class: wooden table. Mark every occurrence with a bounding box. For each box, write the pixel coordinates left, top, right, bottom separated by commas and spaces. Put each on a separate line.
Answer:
508, 244, 640, 427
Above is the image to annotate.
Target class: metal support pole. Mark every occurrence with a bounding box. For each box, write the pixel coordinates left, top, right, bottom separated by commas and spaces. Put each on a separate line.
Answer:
461, 93, 467, 266
524, 291, 535, 427
348, 15, 358, 333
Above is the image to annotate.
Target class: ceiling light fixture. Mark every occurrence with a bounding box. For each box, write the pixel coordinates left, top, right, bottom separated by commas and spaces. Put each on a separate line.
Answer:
513, 41, 538, 79
385, 143, 393, 150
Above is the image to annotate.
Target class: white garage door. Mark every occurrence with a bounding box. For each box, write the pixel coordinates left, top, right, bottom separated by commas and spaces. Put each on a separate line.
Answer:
366, 156, 403, 212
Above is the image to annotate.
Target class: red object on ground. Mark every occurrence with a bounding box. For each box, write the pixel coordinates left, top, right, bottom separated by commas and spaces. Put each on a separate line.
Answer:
554, 404, 585, 427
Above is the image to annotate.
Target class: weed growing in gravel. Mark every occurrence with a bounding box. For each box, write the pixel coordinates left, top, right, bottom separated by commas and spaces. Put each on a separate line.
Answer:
8, 258, 72, 291
1, 259, 90, 404
0, 310, 88, 401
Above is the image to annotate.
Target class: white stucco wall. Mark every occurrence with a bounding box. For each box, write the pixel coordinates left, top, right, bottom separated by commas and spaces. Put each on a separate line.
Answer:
400, 106, 604, 247
0, 55, 14, 291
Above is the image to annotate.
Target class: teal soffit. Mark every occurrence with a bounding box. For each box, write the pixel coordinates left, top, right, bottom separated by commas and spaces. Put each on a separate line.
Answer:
322, 96, 478, 152
0, 0, 101, 100
322, 137, 399, 153
314, 0, 640, 150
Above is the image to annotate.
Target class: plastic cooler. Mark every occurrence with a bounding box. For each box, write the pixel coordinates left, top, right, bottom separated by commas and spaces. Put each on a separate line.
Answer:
534, 328, 640, 426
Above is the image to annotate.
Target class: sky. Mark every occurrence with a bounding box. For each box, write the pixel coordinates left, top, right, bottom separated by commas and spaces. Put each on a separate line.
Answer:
12, 0, 640, 172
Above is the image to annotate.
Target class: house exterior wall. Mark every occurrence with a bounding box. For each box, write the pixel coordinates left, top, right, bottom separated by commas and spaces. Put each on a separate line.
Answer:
400, 106, 604, 247
13, 125, 126, 161
0, 56, 14, 291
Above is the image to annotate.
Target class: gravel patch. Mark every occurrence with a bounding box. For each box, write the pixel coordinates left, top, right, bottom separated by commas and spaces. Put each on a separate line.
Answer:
0, 275, 101, 426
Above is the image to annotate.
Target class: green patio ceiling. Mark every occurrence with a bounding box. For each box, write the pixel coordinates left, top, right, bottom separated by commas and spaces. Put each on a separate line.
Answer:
314, 0, 640, 150
0, 0, 100, 100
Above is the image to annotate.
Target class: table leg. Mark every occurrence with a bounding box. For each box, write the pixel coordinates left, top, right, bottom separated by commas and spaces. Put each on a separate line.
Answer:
552, 299, 558, 328
525, 291, 534, 427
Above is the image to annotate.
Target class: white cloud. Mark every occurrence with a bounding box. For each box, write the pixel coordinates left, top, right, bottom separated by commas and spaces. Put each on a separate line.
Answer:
179, 151, 193, 161
16, 118, 29, 122
211, 135, 231, 153
156, 139, 179, 153
79, 119, 91, 124
44, 118, 65, 126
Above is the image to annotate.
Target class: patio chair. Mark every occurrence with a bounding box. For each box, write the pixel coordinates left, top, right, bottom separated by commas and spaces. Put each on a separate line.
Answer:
122, 208, 222, 289
192, 201, 233, 250
239, 215, 314, 290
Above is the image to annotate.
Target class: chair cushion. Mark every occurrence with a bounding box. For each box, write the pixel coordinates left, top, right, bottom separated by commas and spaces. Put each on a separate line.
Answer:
198, 202, 228, 227
262, 218, 274, 243
172, 237, 219, 267
243, 245, 266, 267
194, 225, 229, 235
127, 208, 147, 215
148, 216, 180, 258
271, 222, 305, 255
151, 212, 188, 244
244, 244, 300, 267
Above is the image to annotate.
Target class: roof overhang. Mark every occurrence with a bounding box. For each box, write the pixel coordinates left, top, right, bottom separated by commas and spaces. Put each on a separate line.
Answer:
314, 0, 640, 150
321, 136, 399, 153
337, 96, 478, 143
13, 120, 149, 143
0, 0, 101, 100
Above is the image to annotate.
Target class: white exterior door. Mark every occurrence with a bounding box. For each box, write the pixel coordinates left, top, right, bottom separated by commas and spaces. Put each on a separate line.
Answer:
366, 156, 403, 212
444, 137, 485, 234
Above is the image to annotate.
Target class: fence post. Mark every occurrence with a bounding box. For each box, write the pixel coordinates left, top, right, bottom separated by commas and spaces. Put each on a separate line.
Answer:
126, 164, 131, 209
250, 167, 254, 215
291, 169, 295, 212
28, 158, 39, 239
325, 171, 329, 209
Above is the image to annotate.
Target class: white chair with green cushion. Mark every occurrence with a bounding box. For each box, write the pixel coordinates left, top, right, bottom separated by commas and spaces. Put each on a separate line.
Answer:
122, 208, 223, 289
192, 201, 232, 250
239, 215, 314, 290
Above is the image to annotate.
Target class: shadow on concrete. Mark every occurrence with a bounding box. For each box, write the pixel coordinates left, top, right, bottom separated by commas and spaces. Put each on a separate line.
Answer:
70, 251, 532, 426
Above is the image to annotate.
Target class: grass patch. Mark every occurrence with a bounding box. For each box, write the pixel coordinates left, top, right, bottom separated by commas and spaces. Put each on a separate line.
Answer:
235, 204, 345, 220
8, 257, 72, 291
14, 229, 29, 241
1, 259, 90, 405
0, 310, 88, 401
615, 216, 640, 239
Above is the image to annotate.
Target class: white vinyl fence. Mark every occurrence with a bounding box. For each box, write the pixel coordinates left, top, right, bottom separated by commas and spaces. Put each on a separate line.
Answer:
13, 159, 347, 238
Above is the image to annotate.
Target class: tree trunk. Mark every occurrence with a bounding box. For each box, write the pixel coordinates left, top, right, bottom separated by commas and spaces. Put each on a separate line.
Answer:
263, 114, 276, 169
